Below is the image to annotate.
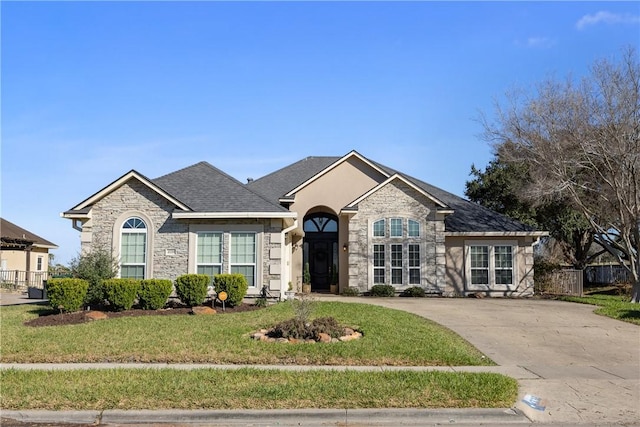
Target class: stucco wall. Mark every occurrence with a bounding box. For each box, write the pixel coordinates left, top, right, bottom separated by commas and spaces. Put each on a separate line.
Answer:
348, 179, 446, 292
0, 247, 50, 273
444, 235, 535, 297
288, 156, 387, 291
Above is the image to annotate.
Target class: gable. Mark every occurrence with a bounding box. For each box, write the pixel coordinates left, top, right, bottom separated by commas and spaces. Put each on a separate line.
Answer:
65, 170, 190, 215
283, 151, 389, 198
288, 154, 390, 216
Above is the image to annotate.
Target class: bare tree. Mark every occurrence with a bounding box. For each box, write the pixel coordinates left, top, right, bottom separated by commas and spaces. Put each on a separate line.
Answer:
481, 47, 640, 302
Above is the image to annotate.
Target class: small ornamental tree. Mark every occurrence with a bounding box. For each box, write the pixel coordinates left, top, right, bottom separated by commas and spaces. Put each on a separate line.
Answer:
138, 279, 173, 310
103, 278, 141, 311
174, 274, 209, 307
69, 245, 118, 307
45, 278, 89, 313
214, 274, 248, 307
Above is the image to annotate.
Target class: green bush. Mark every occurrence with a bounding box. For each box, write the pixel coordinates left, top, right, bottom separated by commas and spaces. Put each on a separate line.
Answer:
69, 246, 118, 307
369, 284, 396, 297
45, 278, 89, 313
340, 287, 360, 297
401, 286, 426, 297
103, 279, 141, 311
175, 274, 210, 307
214, 273, 248, 307
138, 279, 173, 310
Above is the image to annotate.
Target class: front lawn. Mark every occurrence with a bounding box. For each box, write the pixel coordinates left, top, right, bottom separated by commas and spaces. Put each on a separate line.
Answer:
0, 368, 518, 410
0, 301, 492, 366
558, 294, 640, 325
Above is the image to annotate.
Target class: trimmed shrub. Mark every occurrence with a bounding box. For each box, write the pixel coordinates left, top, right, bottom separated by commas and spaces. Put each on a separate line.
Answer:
341, 287, 360, 297
46, 278, 89, 313
138, 279, 173, 310
175, 274, 210, 307
214, 273, 248, 307
401, 286, 426, 297
103, 278, 141, 311
369, 284, 395, 297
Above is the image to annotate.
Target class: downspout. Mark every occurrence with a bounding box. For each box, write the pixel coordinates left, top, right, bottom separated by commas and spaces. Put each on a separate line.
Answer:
280, 219, 298, 300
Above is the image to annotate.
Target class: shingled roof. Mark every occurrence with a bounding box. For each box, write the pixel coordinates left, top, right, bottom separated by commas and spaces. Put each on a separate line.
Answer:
153, 161, 289, 213
248, 154, 537, 234
246, 156, 340, 203
1, 218, 58, 249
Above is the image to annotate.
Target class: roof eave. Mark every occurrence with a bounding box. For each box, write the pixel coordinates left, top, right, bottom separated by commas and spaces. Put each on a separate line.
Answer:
70, 170, 191, 212
172, 211, 298, 220
445, 231, 549, 237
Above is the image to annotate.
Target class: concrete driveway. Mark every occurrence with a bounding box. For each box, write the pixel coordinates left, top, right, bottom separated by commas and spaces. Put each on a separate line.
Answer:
343, 297, 640, 425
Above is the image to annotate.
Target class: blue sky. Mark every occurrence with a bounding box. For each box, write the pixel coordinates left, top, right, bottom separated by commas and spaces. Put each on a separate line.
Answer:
2, 1, 639, 265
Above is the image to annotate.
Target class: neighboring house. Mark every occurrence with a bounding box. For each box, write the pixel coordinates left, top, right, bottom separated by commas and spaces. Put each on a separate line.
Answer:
62, 151, 546, 298
1, 218, 58, 287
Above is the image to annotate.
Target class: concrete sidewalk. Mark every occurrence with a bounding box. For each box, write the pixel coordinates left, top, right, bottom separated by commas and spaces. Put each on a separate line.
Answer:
2, 408, 533, 426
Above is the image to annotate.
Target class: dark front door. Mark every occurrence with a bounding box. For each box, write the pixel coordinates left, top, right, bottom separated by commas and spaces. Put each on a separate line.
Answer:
303, 213, 338, 292
308, 239, 333, 291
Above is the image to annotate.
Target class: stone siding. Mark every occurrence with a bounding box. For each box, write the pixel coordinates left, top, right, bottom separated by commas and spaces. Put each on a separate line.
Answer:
89, 179, 188, 281
347, 180, 446, 292
86, 179, 283, 293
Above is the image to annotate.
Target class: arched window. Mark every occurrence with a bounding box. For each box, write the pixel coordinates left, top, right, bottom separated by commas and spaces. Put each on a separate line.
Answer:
304, 214, 337, 233
373, 219, 385, 237
120, 217, 147, 279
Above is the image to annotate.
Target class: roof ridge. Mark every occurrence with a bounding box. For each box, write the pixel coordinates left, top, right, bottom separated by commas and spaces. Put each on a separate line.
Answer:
154, 161, 288, 213
249, 156, 341, 185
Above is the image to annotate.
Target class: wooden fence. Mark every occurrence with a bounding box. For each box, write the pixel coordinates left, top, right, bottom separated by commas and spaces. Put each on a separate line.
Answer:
546, 269, 584, 296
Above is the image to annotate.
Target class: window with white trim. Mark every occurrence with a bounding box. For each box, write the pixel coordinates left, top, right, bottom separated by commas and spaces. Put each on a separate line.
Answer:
494, 246, 513, 285
231, 232, 256, 288
466, 242, 516, 289
470, 246, 489, 286
408, 244, 420, 284
370, 217, 423, 287
390, 218, 403, 237
37, 256, 43, 271
391, 244, 403, 285
408, 220, 420, 237
373, 219, 385, 237
196, 232, 222, 280
121, 217, 147, 279
373, 244, 385, 284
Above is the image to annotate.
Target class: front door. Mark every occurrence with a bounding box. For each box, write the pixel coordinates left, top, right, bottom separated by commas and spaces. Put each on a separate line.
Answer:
303, 213, 338, 292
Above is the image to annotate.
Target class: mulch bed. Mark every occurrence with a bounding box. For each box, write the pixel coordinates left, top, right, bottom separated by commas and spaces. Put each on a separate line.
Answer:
24, 301, 263, 328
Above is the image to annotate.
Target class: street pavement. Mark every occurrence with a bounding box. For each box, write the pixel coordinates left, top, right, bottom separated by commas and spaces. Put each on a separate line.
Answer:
1, 292, 639, 425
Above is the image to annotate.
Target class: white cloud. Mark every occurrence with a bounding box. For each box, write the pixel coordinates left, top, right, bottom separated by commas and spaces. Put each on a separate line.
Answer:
513, 37, 556, 49
526, 37, 556, 49
576, 11, 640, 30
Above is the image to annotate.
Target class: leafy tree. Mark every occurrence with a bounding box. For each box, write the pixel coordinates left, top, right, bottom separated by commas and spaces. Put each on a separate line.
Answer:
68, 246, 119, 307
480, 47, 639, 302
466, 158, 596, 268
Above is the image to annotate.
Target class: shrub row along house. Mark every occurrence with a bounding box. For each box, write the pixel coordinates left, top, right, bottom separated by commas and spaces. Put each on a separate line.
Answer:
62, 151, 546, 299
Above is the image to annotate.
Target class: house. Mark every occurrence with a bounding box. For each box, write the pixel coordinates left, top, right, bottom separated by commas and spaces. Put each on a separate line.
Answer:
1, 218, 58, 287
62, 151, 546, 298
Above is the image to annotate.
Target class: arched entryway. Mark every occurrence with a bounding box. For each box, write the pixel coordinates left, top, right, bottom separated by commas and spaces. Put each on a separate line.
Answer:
303, 212, 338, 292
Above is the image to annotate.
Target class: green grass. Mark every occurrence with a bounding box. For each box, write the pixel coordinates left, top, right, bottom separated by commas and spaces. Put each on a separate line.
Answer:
0, 368, 518, 410
0, 301, 493, 365
558, 294, 640, 325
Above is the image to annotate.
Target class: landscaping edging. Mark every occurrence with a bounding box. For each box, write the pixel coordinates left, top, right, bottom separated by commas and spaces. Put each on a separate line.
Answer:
250, 327, 363, 343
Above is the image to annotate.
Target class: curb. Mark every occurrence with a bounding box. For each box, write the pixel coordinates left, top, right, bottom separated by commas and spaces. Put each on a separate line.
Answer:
2, 408, 530, 425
